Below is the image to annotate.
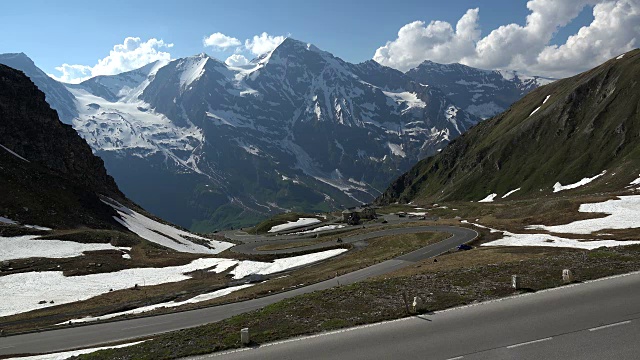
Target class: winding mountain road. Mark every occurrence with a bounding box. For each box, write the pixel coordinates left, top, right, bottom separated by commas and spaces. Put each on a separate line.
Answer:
0, 225, 477, 356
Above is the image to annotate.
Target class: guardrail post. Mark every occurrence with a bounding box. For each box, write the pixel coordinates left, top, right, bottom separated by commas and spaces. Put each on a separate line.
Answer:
512, 275, 520, 289
241, 328, 250, 345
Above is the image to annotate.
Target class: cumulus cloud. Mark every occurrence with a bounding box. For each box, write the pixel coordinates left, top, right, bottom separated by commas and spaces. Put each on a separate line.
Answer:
51, 37, 173, 83
374, 0, 640, 78
203, 32, 242, 50
225, 54, 250, 67
244, 32, 286, 55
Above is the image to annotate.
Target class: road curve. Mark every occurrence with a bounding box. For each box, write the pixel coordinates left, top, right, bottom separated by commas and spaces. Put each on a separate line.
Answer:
0, 226, 477, 356
199, 271, 640, 360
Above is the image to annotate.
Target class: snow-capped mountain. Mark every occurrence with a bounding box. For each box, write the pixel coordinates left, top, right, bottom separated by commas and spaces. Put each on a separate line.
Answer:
0, 39, 546, 231
406, 60, 555, 119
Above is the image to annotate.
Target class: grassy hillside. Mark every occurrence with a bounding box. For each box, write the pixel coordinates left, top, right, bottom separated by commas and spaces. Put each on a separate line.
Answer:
377, 49, 640, 205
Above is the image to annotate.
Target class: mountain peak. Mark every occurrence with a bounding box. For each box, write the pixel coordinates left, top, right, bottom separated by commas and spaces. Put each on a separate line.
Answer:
0, 52, 36, 67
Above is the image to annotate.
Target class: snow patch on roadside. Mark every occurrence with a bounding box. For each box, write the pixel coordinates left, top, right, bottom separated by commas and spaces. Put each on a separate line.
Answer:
294, 224, 345, 234
5, 340, 146, 360
268, 218, 321, 233
229, 249, 347, 279
60, 285, 254, 324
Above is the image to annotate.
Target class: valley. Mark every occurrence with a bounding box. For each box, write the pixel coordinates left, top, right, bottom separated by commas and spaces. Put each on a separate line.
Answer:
1, 4, 640, 359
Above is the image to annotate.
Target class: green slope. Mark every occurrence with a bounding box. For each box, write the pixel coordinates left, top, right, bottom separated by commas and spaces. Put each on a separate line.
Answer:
377, 49, 640, 204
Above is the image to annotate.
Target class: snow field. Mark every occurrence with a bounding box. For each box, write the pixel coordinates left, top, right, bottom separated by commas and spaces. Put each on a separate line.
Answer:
104, 199, 234, 254
0, 249, 346, 317
0, 235, 130, 262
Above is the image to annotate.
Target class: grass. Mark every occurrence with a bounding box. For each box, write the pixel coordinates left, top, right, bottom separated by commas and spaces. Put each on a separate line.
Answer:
78, 241, 640, 360
0, 230, 443, 334
255, 240, 322, 251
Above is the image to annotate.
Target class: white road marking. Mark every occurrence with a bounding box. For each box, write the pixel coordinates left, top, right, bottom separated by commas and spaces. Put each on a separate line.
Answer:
589, 320, 631, 332
445, 356, 464, 360
506, 337, 553, 349
0, 345, 15, 350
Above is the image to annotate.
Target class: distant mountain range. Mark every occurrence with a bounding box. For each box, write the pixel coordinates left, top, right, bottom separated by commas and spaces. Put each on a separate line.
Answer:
377, 50, 640, 205
0, 38, 551, 231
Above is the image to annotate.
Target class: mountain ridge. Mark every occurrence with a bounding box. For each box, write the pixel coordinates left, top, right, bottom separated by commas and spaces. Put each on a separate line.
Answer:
0, 38, 550, 230
376, 49, 640, 205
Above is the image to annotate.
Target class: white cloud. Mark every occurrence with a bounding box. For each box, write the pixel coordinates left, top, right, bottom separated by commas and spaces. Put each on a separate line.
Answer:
374, 0, 639, 78
51, 37, 173, 83
203, 32, 242, 50
225, 54, 250, 67
244, 32, 286, 55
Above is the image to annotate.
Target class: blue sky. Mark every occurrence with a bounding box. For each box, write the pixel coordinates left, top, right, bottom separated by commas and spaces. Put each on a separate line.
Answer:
1, 0, 633, 81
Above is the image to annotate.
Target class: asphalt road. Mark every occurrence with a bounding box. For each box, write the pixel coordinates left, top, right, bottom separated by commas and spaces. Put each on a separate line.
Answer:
190, 271, 640, 360
0, 225, 476, 356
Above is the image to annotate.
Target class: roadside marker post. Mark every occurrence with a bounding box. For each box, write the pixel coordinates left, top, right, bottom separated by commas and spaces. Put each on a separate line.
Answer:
512, 275, 520, 289
241, 328, 250, 345
563, 269, 574, 283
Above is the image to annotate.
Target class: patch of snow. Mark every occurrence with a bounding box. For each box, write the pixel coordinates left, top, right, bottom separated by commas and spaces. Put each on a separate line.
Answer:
0, 216, 17, 225
478, 193, 497, 203
24, 225, 53, 231
553, 170, 606, 193
502, 188, 521, 199
229, 249, 347, 279
104, 199, 233, 254
0, 235, 130, 262
482, 232, 640, 250
294, 224, 345, 234
617, 53, 625, 60
526, 195, 640, 234
529, 95, 552, 117
382, 91, 426, 111
5, 341, 146, 360
0, 143, 29, 162
463, 220, 640, 250
268, 218, 321, 233
387, 142, 406, 158
122, 253, 131, 259
60, 284, 254, 324
630, 174, 640, 186
408, 212, 427, 216
529, 106, 541, 117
